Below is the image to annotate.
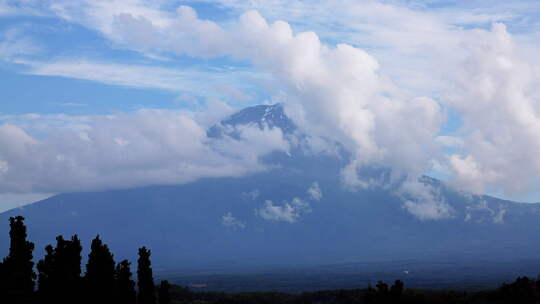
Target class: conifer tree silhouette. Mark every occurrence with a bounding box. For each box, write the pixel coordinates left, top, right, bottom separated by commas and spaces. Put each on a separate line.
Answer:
37, 244, 55, 300
115, 259, 136, 304
0, 216, 36, 302
85, 235, 116, 304
158, 280, 171, 304
37, 235, 82, 304
137, 247, 156, 304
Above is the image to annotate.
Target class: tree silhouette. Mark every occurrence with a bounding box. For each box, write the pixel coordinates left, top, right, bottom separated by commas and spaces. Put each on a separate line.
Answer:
375, 281, 389, 294
0, 216, 36, 302
115, 259, 136, 304
137, 247, 156, 304
85, 235, 116, 304
37, 244, 55, 300
390, 279, 404, 298
158, 280, 171, 304
37, 235, 82, 304
0, 260, 5, 297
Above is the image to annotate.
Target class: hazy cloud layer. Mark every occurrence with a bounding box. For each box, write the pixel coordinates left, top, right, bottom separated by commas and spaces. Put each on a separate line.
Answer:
15, 59, 266, 94
0, 109, 289, 193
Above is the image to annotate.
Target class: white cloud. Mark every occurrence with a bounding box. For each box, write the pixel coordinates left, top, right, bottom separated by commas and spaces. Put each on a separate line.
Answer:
307, 182, 322, 201
493, 207, 507, 224
102, 6, 445, 190
0, 27, 41, 60
151, 6, 540, 201
36, 4, 449, 203
14, 59, 266, 95
221, 212, 246, 229
0, 108, 289, 194
257, 197, 310, 223
291, 197, 311, 213
446, 23, 540, 196
20, 59, 195, 90
258, 200, 297, 223
0, 0, 51, 17
399, 179, 454, 220
184, 0, 527, 96
209, 124, 290, 163
403, 199, 454, 221
464, 199, 508, 224
436, 136, 464, 149
10, 0, 528, 100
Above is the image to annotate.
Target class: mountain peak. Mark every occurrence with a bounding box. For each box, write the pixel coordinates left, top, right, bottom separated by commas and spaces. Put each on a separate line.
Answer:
207, 104, 296, 138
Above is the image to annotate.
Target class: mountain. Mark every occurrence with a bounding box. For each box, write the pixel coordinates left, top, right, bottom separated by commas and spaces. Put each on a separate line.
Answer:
207, 103, 296, 138
1, 104, 540, 281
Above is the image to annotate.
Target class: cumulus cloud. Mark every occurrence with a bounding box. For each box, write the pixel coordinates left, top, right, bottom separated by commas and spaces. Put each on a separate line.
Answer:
446, 23, 540, 196
84, 5, 444, 190
257, 200, 295, 223
257, 198, 310, 223
221, 212, 246, 229
0, 108, 289, 194
256, 182, 327, 223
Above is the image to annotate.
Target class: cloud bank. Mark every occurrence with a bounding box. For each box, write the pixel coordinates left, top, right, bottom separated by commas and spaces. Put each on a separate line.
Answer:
96, 6, 444, 191
0, 108, 289, 193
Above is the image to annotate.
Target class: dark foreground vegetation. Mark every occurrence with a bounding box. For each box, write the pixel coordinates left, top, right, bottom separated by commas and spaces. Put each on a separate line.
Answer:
1, 216, 540, 303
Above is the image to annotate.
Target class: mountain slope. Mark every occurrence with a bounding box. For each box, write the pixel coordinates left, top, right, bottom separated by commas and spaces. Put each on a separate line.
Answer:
1, 104, 540, 274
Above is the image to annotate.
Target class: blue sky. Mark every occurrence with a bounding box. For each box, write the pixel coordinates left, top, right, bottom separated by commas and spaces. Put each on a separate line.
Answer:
1, 4, 267, 114
1, 0, 540, 213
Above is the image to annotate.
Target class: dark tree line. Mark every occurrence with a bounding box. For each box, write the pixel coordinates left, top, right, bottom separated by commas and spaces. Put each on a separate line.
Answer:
0, 216, 171, 304
5, 216, 540, 304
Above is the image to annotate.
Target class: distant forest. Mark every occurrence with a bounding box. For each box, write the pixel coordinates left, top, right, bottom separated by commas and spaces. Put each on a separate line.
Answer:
1, 216, 540, 304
